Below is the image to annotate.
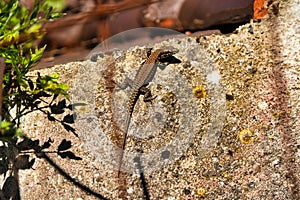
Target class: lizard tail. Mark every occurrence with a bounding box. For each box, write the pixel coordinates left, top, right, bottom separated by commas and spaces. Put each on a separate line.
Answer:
118, 89, 139, 177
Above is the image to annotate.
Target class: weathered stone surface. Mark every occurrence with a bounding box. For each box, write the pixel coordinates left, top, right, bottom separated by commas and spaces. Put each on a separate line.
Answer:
15, 0, 299, 199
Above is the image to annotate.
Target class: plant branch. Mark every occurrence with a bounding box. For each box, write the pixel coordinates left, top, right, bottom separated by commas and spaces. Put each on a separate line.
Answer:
0, 57, 5, 120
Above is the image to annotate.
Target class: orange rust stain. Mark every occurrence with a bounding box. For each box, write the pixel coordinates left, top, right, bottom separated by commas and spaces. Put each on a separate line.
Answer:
159, 18, 176, 28
254, 0, 268, 19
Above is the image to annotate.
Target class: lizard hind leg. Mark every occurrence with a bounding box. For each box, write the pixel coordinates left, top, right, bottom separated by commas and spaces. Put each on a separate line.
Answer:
140, 86, 156, 102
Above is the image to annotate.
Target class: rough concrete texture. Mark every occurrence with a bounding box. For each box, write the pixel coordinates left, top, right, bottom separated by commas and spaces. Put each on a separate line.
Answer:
13, 0, 299, 199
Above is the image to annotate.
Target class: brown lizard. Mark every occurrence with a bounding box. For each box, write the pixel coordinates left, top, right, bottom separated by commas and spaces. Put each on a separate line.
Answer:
117, 47, 180, 177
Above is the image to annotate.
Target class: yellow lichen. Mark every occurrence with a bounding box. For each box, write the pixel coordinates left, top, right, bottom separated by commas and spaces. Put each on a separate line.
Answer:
196, 187, 206, 196
267, 134, 275, 140
192, 86, 206, 99
223, 171, 230, 178
238, 129, 254, 144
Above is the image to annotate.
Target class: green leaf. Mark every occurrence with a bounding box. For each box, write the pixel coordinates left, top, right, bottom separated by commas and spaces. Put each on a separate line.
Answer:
58, 83, 69, 90
30, 1, 40, 20
19, 78, 28, 88
51, 73, 60, 79
0, 120, 12, 131
49, 13, 66, 19
30, 46, 46, 63
0, 1, 19, 35
28, 79, 34, 90
27, 24, 42, 33
44, 0, 67, 12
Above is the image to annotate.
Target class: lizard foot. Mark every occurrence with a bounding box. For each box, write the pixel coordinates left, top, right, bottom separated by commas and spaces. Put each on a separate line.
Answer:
140, 86, 156, 102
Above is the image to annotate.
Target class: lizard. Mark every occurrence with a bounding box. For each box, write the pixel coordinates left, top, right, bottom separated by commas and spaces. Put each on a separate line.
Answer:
117, 47, 181, 177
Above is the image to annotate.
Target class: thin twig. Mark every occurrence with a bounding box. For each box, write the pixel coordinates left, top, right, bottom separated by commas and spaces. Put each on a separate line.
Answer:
0, 57, 5, 120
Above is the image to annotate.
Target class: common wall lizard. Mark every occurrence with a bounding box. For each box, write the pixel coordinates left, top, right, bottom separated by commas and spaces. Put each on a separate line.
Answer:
117, 47, 180, 177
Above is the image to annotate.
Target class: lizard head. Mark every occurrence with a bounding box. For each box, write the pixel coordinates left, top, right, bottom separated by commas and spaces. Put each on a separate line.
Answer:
157, 47, 181, 64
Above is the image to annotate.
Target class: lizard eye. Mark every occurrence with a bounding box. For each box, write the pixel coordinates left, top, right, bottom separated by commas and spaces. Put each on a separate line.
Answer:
158, 54, 181, 64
